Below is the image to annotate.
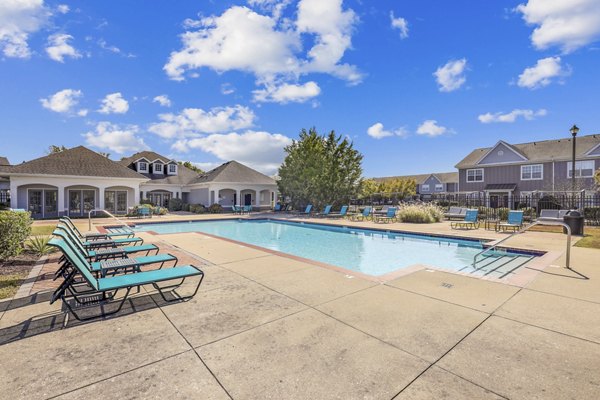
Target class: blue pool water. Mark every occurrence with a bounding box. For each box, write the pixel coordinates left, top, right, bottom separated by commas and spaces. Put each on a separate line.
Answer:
132, 219, 533, 276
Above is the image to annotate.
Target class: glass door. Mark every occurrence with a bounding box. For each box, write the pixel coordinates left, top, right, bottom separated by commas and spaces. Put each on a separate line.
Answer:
116, 192, 127, 214
28, 190, 43, 218
69, 191, 82, 215
105, 191, 115, 213
44, 190, 58, 217
83, 190, 95, 214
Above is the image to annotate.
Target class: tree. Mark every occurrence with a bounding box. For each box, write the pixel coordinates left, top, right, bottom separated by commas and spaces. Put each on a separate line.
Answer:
47, 145, 67, 154
595, 169, 600, 189
178, 161, 204, 174
359, 177, 416, 202
278, 128, 363, 208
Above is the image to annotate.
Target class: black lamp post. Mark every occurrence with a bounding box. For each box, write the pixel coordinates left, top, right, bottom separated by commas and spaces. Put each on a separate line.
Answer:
570, 124, 579, 193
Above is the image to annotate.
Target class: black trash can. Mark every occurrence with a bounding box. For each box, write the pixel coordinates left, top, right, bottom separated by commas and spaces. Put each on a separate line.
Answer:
563, 210, 585, 236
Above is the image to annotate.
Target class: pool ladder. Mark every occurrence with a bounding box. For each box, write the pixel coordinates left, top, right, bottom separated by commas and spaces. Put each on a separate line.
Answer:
471, 220, 572, 273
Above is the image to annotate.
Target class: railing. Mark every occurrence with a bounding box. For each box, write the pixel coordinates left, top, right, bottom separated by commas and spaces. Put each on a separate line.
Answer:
88, 209, 134, 233
472, 220, 571, 270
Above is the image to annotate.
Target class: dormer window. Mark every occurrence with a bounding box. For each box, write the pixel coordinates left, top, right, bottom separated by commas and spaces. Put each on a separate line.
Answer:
138, 162, 148, 172
168, 164, 177, 175
154, 163, 163, 174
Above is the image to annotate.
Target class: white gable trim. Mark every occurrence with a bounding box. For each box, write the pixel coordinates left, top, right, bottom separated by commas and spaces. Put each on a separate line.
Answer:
133, 157, 150, 163
585, 142, 600, 156
474, 140, 528, 165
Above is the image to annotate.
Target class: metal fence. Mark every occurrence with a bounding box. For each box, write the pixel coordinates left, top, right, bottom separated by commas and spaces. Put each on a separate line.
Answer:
425, 193, 600, 226
350, 191, 600, 226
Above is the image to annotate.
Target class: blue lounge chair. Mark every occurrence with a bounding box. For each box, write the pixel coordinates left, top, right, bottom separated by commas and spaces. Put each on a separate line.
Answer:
351, 206, 372, 221
294, 204, 312, 216
48, 239, 204, 321
497, 210, 524, 232
58, 223, 144, 248
52, 236, 177, 281
317, 205, 332, 217
374, 207, 397, 223
451, 209, 480, 230
53, 229, 159, 261
60, 216, 134, 240
327, 205, 348, 218
273, 203, 282, 212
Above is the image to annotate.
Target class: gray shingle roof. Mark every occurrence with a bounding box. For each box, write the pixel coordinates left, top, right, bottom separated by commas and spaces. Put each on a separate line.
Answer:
119, 151, 201, 185
456, 134, 600, 168
0, 157, 9, 166
1, 146, 147, 179
191, 161, 276, 185
373, 172, 458, 184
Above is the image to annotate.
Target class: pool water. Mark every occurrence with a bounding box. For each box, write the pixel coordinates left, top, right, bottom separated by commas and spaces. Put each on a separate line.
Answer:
131, 219, 534, 277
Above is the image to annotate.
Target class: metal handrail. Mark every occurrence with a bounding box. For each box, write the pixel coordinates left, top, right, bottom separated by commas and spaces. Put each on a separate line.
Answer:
88, 209, 134, 233
473, 220, 571, 269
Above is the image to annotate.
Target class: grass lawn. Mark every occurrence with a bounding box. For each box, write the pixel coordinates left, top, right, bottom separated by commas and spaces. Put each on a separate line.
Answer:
529, 225, 600, 249
0, 272, 29, 299
0, 254, 38, 300
30, 225, 56, 236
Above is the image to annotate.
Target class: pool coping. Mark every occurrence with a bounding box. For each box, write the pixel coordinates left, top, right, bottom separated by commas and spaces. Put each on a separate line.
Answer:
106, 218, 560, 287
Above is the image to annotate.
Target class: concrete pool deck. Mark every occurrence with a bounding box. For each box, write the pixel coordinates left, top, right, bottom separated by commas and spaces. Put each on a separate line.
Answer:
1, 213, 599, 399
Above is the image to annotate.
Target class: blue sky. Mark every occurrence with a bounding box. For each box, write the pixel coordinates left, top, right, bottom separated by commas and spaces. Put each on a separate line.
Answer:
1, 0, 599, 177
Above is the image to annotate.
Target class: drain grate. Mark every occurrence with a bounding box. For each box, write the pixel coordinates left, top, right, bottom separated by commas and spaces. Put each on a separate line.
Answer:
441, 282, 453, 289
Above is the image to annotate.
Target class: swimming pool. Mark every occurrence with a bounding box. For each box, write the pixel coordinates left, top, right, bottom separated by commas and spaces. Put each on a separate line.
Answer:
131, 219, 536, 278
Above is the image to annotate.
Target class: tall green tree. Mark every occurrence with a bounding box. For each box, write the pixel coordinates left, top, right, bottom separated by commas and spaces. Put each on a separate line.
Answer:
47, 145, 67, 154
278, 128, 363, 208
178, 161, 204, 174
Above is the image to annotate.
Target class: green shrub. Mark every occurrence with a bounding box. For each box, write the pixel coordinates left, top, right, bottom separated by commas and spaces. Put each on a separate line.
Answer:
181, 203, 190, 212
208, 203, 223, 214
397, 204, 444, 223
189, 204, 207, 214
168, 198, 183, 211
0, 210, 32, 261
497, 207, 510, 221
25, 236, 54, 256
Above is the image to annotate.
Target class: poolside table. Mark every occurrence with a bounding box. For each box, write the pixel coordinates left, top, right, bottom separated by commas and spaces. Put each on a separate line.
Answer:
484, 219, 500, 231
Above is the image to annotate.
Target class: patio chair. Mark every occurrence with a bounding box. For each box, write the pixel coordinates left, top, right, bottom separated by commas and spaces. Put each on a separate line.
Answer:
316, 205, 332, 217
60, 216, 134, 240
57, 223, 144, 249
273, 203, 282, 212
293, 204, 313, 216
351, 206, 372, 221
444, 207, 467, 220
327, 205, 348, 218
451, 209, 480, 230
538, 209, 569, 223
53, 229, 159, 262
51, 236, 177, 281
496, 210, 524, 232
374, 207, 397, 223
137, 207, 151, 219
48, 239, 204, 321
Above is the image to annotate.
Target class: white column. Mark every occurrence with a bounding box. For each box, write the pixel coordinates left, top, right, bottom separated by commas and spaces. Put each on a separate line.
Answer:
9, 181, 18, 209
133, 186, 140, 206
57, 185, 65, 216
236, 189, 241, 206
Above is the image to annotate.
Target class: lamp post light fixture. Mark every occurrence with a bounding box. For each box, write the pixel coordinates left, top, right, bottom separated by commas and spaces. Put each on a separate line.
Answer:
570, 124, 579, 194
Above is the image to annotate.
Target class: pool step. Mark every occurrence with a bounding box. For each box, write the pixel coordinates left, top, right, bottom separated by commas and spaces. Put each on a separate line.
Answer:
463, 254, 534, 278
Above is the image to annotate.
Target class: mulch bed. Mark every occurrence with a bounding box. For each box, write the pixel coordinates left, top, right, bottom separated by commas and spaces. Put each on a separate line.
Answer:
0, 253, 39, 276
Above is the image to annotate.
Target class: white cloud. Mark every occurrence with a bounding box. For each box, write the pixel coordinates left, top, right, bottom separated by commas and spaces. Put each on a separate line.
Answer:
98, 92, 129, 114
478, 108, 547, 123
45, 33, 81, 62
517, 56, 570, 89
253, 81, 320, 103
77, 109, 88, 117
57, 4, 69, 14
97, 38, 135, 58
40, 89, 82, 113
390, 12, 408, 39
149, 105, 256, 139
0, 0, 50, 58
221, 83, 235, 95
516, 0, 600, 53
164, 1, 361, 87
153, 95, 172, 107
366, 122, 408, 139
416, 120, 451, 137
172, 130, 292, 175
84, 122, 149, 154
248, 0, 292, 20
433, 58, 467, 92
